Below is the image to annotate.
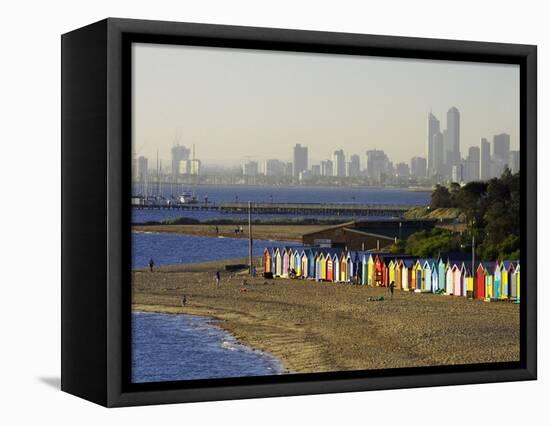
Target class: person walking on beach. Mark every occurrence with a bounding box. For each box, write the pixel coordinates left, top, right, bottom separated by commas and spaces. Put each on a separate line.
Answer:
389, 280, 395, 300
215, 270, 221, 288
215, 225, 219, 235
149, 258, 154, 272
181, 295, 187, 307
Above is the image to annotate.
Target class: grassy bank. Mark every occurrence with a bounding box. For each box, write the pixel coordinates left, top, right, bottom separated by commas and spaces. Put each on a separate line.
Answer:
133, 258, 520, 374
403, 206, 463, 220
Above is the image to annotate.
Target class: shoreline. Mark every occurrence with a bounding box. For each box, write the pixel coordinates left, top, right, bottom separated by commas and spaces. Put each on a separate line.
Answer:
132, 259, 520, 374
132, 307, 290, 375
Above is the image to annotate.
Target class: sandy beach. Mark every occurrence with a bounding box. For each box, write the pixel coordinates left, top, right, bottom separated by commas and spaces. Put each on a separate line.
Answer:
132, 257, 520, 374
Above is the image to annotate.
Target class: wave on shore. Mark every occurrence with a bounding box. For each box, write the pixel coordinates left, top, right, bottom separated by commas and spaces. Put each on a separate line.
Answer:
132, 311, 285, 383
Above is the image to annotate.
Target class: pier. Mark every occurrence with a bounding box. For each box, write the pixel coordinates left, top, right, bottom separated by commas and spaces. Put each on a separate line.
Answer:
131, 201, 415, 217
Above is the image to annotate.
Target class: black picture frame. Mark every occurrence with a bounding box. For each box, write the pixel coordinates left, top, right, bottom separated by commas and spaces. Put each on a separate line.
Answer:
61, 17, 537, 407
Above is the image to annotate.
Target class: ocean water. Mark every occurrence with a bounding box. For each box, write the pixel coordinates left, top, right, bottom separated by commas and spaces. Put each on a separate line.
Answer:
132, 184, 430, 223
132, 312, 284, 383
133, 183, 431, 205
132, 231, 298, 268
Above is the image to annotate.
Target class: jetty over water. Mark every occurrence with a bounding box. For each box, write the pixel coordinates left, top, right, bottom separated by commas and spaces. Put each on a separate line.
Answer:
132, 201, 415, 217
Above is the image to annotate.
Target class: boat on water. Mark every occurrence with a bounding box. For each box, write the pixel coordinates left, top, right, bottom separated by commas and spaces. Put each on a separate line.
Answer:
178, 191, 198, 204
131, 190, 203, 207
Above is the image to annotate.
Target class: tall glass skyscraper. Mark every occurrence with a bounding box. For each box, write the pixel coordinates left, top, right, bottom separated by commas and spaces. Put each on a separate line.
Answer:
293, 143, 308, 177
427, 112, 440, 176
445, 107, 461, 169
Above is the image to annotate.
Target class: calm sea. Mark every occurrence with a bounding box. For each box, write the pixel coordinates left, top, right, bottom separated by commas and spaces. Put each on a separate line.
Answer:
132, 232, 298, 268
132, 184, 430, 223
132, 312, 284, 383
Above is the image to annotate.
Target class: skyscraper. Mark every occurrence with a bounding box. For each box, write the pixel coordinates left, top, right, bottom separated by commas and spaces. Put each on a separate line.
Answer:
366, 149, 391, 180
480, 138, 491, 180
445, 107, 461, 170
284, 162, 293, 177
171, 144, 190, 180
136, 156, 148, 182
242, 161, 258, 176
293, 144, 308, 177
410, 156, 427, 178
331, 149, 346, 177
321, 159, 333, 177
347, 154, 361, 177
492, 133, 510, 177
395, 162, 410, 177
427, 112, 440, 176
433, 131, 445, 177
464, 146, 480, 182
493, 133, 511, 162
451, 164, 464, 183
311, 164, 321, 176
509, 150, 520, 174
263, 159, 285, 177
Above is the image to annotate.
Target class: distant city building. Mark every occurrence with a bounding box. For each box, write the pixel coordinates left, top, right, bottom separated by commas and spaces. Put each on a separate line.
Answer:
493, 133, 511, 164
433, 130, 445, 177
445, 107, 461, 170
190, 159, 201, 175
171, 144, 190, 179
509, 150, 520, 174
451, 164, 464, 183
136, 156, 148, 182
366, 149, 391, 180
179, 159, 201, 175
311, 164, 321, 176
395, 162, 410, 178
321, 159, 333, 177
284, 162, 293, 177
263, 159, 285, 177
491, 158, 507, 179
178, 160, 190, 175
347, 154, 361, 177
480, 138, 491, 181
427, 113, 440, 176
242, 161, 258, 176
293, 144, 308, 177
464, 146, 480, 182
410, 156, 427, 178
332, 149, 346, 177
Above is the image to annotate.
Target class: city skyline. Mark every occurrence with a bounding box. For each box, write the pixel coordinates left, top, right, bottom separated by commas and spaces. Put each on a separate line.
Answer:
133, 43, 520, 167
134, 125, 520, 185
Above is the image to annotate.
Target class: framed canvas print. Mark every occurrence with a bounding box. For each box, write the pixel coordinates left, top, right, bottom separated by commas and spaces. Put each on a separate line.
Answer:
61, 18, 537, 407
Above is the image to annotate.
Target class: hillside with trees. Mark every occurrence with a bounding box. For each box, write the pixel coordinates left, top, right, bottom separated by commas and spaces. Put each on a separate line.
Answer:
392, 168, 520, 260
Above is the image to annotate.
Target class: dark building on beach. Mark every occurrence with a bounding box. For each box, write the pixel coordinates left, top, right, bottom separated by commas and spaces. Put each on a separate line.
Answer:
302, 219, 437, 251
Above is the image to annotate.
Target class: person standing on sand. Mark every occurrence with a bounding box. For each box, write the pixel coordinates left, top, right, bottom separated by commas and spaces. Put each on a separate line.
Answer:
215, 270, 221, 288
181, 295, 187, 307
215, 226, 219, 235
389, 281, 395, 300
149, 258, 154, 272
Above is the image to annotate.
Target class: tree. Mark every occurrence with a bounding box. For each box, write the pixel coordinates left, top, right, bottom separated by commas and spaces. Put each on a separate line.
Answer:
453, 181, 488, 228
431, 185, 452, 209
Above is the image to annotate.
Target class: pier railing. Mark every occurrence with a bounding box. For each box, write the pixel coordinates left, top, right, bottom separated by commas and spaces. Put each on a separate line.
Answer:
132, 201, 415, 216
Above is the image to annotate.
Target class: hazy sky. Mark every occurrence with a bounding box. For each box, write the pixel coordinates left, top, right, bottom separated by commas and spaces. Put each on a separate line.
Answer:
132, 42, 519, 167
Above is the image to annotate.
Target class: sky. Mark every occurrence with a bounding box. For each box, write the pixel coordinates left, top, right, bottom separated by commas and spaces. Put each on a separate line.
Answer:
132, 42, 519, 168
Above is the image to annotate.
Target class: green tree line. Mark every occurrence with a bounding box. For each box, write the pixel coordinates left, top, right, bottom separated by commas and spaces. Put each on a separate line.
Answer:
392, 168, 520, 260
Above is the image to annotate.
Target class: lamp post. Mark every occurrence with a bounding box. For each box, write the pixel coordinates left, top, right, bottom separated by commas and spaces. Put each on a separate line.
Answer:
471, 218, 476, 281
248, 201, 253, 275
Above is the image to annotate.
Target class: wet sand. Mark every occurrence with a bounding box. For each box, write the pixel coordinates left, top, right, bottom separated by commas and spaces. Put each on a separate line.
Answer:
132, 258, 520, 374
